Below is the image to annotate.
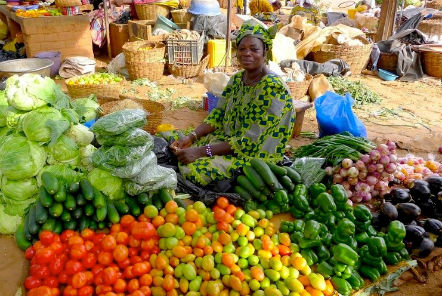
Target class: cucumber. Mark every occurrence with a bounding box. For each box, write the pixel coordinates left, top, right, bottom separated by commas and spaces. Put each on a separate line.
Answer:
15, 223, 31, 251
159, 189, 173, 204
54, 187, 67, 203
98, 221, 106, 229
266, 162, 287, 177
257, 194, 268, 202
126, 197, 141, 217
152, 195, 163, 210
41, 218, 56, 232
286, 167, 302, 184
93, 188, 106, 209
96, 206, 107, 222
49, 203, 63, 218
35, 202, 48, 224
114, 200, 130, 214
80, 179, 94, 200
69, 182, 80, 193
137, 193, 151, 205
84, 204, 95, 217
61, 210, 72, 222
174, 198, 186, 209
76, 193, 87, 206
41, 172, 59, 195
39, 187, 53, 208
64, 220, 77, 230
243, 166, 265, 191
78, 216, 89, 231
23, 211, 32, 241
72, 208, 83, 220
53, 221, 62, 234
234, 186, 252, 200
107, 202, 120, 224
27, 205, 40, 235
279, 175, 295, 192
64, 194, 77, 211
250, 159, 279, 190
237, 175, 261, 199
88, 220, 97, 230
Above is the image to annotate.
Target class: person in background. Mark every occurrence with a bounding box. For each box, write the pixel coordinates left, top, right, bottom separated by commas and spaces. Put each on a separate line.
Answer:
113, 0, 137, 18
249, 0, 282, 16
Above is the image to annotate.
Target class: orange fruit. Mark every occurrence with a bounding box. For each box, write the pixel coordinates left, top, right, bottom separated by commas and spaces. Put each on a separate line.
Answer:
165, 201, 178, 214
216, 197, 229, 209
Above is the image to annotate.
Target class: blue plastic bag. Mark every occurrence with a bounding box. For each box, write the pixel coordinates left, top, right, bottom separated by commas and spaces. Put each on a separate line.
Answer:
315, 91, 367, 138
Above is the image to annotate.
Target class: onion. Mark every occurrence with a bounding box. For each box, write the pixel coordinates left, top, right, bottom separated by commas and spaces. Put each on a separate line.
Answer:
355, 182, 362, 192
380, 155, 390, 166
346, 190, 353, 198
381, 171, 390, 180
378, 144, 389, 156
387, 140, 396, 150
341, 181, 351, 190
358, 171, 367, 180
389, 154, 398, 163
333, 174, 343, 184
361, 183, 371, 193
371, 190, 379, 197
325, 166, 334, 176
394, 171, 406, 181
361, 154, 370, 164
355, 160, 366, 171
361, 192, 372, 202
352, 194, 363, 203
346, 199, 353, 206
342, 158, 353, 169
340, 168, 349, 178
368, 164, 377, 173
348, 177, 358, 186
370, 149, 381, 161
386, 163, 397, 173
388, 174, 394, 182
367, 175, 378, 186
377, 163, 384, 173
348, 167, 359, 178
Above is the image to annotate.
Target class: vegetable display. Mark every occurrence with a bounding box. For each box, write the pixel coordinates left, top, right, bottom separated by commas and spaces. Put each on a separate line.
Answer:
326, 76, 382, 107
66, 73, 123, 86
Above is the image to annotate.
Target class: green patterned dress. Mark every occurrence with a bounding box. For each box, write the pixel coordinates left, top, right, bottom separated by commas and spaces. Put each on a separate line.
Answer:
179, 71, 295, 186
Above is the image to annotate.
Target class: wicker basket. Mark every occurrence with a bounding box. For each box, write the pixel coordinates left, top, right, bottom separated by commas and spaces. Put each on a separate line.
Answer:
123, 41, 165, 64
135, 4, 170, 21
422, 49, 442, 78
118, 94, 166, 133
126, 61, 165, 81
66, 77, 124, 99
55, 0, 81, 7
286, 74, 313, 99
313, 43, 373, 75
378, 52, 398, 73
426, 0, 442, 9
168, 55, 209, 78
418, 16, 442, 43
171, 9, 191, 23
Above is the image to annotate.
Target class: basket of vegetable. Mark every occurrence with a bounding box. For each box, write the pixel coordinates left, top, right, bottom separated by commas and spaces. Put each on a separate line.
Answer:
287, 74, 313, 99
122, 40, 166, 64
66, 73, 125, 99
126, 60, 165, 81
135, 3, 170, 21
167, 55, 209, 78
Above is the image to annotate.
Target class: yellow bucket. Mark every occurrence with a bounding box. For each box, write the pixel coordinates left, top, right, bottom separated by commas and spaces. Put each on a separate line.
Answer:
208, 39, 232, 68
348, 8, 357, 19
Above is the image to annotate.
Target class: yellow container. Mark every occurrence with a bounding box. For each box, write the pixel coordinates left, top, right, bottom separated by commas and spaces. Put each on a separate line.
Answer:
348, 8, 357, 19
208, 39, 232, 68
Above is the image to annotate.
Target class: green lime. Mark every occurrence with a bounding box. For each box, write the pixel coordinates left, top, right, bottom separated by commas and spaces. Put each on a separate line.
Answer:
144, 205, 158, 218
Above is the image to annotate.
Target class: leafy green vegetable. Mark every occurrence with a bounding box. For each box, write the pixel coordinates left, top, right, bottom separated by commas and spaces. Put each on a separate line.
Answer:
5, 74, 53, 111
0, 105, 7, 127
92, 143, 152, 167
0, 193, 37, 216
91, 109, 147, 136
0, 90, 7, 106
38, 164, 82, 185
61, 108, 80, 124
88, 168, 124, 200
80, 144, 97, 171
96, 128, 152, 147
46, 119, 70, 147
21, 107, 66, 143
66, 124, 94, 146
69, 95, 100, 123
0, 203, 22, 234
0, 134, 47, 180
47, 135, 80, 166
1, 176, 38, 201
327, 76, 382, 107
5, 106, 26, 128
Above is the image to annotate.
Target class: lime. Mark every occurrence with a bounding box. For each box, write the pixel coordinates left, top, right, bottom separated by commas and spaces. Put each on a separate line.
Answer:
237, 236, 248, 247
144, 205, 158, 218
193, 201, 206, 214
249, 279, 261, 291
166, 237, 178, 249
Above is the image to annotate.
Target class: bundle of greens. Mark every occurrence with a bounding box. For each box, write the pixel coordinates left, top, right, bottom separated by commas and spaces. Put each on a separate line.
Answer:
327, 76, 381, 107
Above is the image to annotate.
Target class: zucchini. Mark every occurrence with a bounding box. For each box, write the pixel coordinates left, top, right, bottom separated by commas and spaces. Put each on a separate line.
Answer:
54, 186, 67, 203
114, 200, 130, 214
286, 167, 302, 184
72, 208, 83, 220
64, 220, 77, 230
76, 193, 87, 206
84, 204, 95, 217
266, 162, 287, 177
80, 179, 94, 200
41, 218, 56, 232
237, 175, 261, 199
234, 186, 252, 200
243, 166, 265, 190
88, 220, 97, 230
68, 182, 80, 193
61, 210, 72, 222
107, 202, 120, 224
137, 193, 151, 205
98, 221, 106, 229
49, 203, 63, 218
35, 202, 48, 224
96, 206, 107, 222
279, 175, 295, 192
152, 194, 163, 210
257, 194, 268, 202
93, 188, 106, 209
126, 197, 141, 217
27, 205, 39, 235
64, 194, 77, 211
53, 221, 62, 234
15, 223, 31, 251
250, 159, 279, 190
41, 171, 59, 195
39, 187, 53, 208
174, 198, 186, 209
78, 216, 89, 231
23, 211, 32, 241
159, 189, 173, 204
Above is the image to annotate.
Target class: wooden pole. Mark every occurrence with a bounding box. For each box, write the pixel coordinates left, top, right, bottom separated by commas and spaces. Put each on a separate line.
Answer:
103, 0, 112, 58
376, 0, 398, 41
226, 0, 232, 71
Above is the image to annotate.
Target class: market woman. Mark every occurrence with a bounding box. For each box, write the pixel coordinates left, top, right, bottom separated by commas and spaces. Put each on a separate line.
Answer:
171, 24, 295, 186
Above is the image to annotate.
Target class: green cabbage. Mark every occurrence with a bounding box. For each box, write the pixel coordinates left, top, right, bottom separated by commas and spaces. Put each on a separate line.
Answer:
47, 135, 80, 166
1, 176, 38, 201
88, 168, 124, 200
0, 203, 22, 234
0, 90, 7, 106
96, 128, 153, 147
0, 127, 11, 142
0, 134, 47, 180
0, 105, 7, 127
5, 106, 26, 128
66, 124, 94, 146
21, 107, 65, 143
80, 144, 97, 171
91, 109, 147, 136
1, 193, 37, 216
92, 143, 151, 167
5, 74, 53, 111
38, 164, 82, 185
70, 95, 100, 123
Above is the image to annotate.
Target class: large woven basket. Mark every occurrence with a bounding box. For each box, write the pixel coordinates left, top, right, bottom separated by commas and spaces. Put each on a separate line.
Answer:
418, 16, 442, 43
313, 43, 373, 74
55, 0, 81, 7
286, 74, 313, 99
378, 52, 398, 73
66, 77, 124, 99
171, 9, 191, 23
126, 61, 165, 81
426, 0, 441, 9
422, 49, 442, 78
123, 41, 166, 64
135, 4, 170, 21
168, 55, 209, 78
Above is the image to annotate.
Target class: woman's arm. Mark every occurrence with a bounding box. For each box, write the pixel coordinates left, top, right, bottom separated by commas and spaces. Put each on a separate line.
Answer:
175, 141, 233, 164
170, 122, 216, 152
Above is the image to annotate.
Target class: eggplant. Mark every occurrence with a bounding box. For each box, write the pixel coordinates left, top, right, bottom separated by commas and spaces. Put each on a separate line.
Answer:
397, 203, 421, 223
390, 188, 411, 204
418, 238, 434, 258
410, 180, 431, 202
380, 202, 398, 221
425, 176, 442, 195
405, 225, 426, 248
424, 218, 442, 235
436, 235, 442, 248
371, 212, 385, 230
418, 199, 437, 217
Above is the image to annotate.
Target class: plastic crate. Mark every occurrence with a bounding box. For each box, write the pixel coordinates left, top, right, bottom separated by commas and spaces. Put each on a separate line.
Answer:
167, 33, 205, 65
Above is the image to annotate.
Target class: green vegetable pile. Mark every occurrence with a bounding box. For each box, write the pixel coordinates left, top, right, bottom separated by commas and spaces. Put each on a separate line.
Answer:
293, 132, 375, 166
279, 183, 409, 296
327, 76, 382, 107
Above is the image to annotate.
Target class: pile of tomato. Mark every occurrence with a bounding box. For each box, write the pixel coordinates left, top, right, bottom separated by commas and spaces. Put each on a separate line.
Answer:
24, 214, 160, 296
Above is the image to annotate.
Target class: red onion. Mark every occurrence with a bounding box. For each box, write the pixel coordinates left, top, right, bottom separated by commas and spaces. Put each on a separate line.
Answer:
389, 154, 398, 163
361, 192, 372, 202
372, 172, 381, 179
355, 182, 362, 192
372, 190, 379, 197
368, 164, 377, 173
367, 175, 378, 186
387, 140, 396, 150
370, 149, 381, 161
380, 155, 390, 166
341, 181, 350, 190
376, 163, 384, 173
388, 174, 394, 182
352, 194, 363, 203
378, 144, 389, 156
346, 190, 353, 198
340, 168, 349, 178
325, 166, 334, 176
361, 183, 371, 193
358, 171, 367, 180
342, 158, 353, 169
348, 177, 358, 186
346, 199, 353, 206
361, 154, 370, 164
348, 167, 359, 178
333, 174, 343, 184
355, 160, 366, 171
386, 163, 397, 173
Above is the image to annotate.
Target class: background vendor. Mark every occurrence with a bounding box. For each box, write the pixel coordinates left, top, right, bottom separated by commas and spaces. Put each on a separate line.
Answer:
170, 24, 295, 186
249, 0, 282, 16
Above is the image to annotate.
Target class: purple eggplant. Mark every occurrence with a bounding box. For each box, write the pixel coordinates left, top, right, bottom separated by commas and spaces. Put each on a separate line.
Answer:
410, 180, 431, 202
418, 238, 434, 258
397, 203, 421, 223
424, 218, 442, 235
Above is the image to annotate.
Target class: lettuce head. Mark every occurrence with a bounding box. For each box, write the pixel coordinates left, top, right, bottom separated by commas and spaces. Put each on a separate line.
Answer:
0, 203, 22, 234
70, 95, 100, 123
1, 176, 38, 201
88, 168, 124, 200
21, 107, 67, 143
47, 135, 80, 166
66, 124, 94, 146
5, 74, 53, 111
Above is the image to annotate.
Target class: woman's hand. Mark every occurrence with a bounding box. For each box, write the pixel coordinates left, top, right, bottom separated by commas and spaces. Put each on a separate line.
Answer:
170, 135, 194, 153
175, 147, 206, 164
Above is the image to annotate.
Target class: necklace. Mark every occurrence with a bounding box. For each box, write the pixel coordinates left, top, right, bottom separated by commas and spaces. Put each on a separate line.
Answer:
243, 68, 265, 86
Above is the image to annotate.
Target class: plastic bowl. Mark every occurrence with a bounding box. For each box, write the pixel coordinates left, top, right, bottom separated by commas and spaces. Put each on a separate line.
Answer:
377, 68, 398, 81
0, 58, 54, 78
153, 15, 180, 33
188, 0, 220, 16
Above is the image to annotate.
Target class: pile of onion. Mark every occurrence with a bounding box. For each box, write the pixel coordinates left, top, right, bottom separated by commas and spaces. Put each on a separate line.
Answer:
396, 154, 442, 187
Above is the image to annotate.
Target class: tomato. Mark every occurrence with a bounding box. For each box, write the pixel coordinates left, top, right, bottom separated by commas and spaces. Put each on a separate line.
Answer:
33, 265, 50, 279
128, 236, 140, 248
139, 286, 151, 296
110, 224, 121, 234
132, 262, 148, 277
84, 240, 94, 251
62, 285, 77, 296
95, 285, 112, 294
98, 252, 113, 266
72, 272, 88, 289
93, 233, 106, 245
82, 253, 97, 269
60, 230, 76, 243
140, 251, 151, 261
84, 271, 94, 285
120, 215, 135, 229
102, 267, 118, 286
49, 257, 64, 275
35, 248, 54, 265
127, 279, 139, 293
70, 244, 87, 260
33, 286, 53, 296
77, 285, 93, 296
68, 236, 84, 246
29, 264, 42, 277
112, 244, 129, 262
65, 260, 83, 275
130, 256, 142, 265
39, 231, 56, 246
124, 266, 135, 279
131, 222, 156, 240
25, 247, 35, 260
118, 257, 131, 269
49, 241, 64, 255
58, 272, 69, 284
43, 276, 59, 288
81, 229, 94, 241
102, 235, 117, 251
131, 290, 145, 296
24, 276, 41, 290
92, 265, 104, 277
115, 232, 129, 245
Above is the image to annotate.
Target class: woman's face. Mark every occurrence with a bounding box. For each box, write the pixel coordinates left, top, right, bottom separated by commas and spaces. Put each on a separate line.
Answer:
237, 36, 266, 72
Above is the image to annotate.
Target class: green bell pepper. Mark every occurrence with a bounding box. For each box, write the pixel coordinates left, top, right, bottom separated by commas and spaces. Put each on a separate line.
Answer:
316, 192, 336, 212
309, 183, 327, 200
333, 243, 359, 266
345, 210, 356, 222
316, 261, 334, 278
346, 271, 364, 290
399, 248, 410, 259
360, 265, 381, 282
266, 200, 281, 215
342, 265, 353, 280
304, 211, 315, 220
280, 203, 290, 213
360, 245, 383, 265
387, 220, 406, 243
301, 248, 318, 266
294, 183, 308, 197
299, 238, 322, 249
334, 211, 345, 219
384, 252, 402, 265
333, 263, 347, 273
321, 233, 333, 247
275, 190, 289, 206
244, 200, 257, 212
354, 204, 372, 222
367, 225, 378, 237
291, 192, 310, 212
330, 184, 348, 203
386, 238, 405, 252
279, 221, 295, 233
316, 211, 336, 227
355, 232, 369, 244
331, 276, 352, 296
290, 208, 305, 219
290, 232, 303, 244
316, 244, 331, 261
355, 220, 371, 233
304, 220, 321, 239
293, 220, 305, 232
367, 236, 387, 257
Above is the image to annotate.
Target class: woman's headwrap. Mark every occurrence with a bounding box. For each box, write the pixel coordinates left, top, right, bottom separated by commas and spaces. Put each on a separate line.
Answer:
235, 23, 276, 51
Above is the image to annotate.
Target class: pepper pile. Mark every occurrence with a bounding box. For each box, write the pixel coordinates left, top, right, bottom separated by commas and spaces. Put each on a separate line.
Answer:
279, 183, 409, 296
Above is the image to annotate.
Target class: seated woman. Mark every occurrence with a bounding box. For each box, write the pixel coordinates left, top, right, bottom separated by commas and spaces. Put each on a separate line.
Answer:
170, 24, 295, 186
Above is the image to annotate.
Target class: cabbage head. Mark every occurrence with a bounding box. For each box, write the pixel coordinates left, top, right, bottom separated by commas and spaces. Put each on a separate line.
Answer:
1, 176, 38, 201
0, 90, 7, 106
0, 193, 37, 216
88, 168, 124, 200
66, 124, 94, 146
38, 165, 82, 185
5, 106, 26, 128
0, 203, 22, 234
47, 135, 80, 166
0, 134, 47, 180
70, 95, 100, 123
0, 105, 7, 127
21, 107, 65, 143
80, 144, 97, 171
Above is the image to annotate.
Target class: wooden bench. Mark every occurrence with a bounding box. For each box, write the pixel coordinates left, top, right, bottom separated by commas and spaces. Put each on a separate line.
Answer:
292, 98, 313, 138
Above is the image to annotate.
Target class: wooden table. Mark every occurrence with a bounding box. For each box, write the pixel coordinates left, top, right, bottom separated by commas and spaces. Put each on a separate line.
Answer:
0, 5, 93, 60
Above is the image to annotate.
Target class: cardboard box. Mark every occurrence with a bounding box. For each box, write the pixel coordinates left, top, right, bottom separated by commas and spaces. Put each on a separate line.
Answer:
128, 20, 167, 42
110, 23, 129, 58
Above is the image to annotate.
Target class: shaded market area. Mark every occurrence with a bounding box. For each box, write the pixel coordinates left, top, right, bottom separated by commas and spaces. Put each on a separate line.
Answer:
0, 0, 441, 295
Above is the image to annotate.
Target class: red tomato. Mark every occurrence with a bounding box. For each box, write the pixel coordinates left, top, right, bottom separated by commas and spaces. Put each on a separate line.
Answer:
140, 286, 151, 296
49, 241, 64, 255
25, 247, 35, 260
39, 231, 56, 246
93, 233, 106, 245
78, 285, 93, 296
95, 285, 112, 294
43, 276, 59, 288
140, 251, 151, 261
29, 264, 42, 277
118, 257, 131, 269
130, 255, 142, 265
84, 240, 94, 251
127, 279, 139, 293
62, 285, 77, 296
132, 262, 148, 277
123, 266, 135, 279
120, 215, 135, 229
70, 244, 87, 260
65, 260, 83, 275
128, 247, 138, 258
35, 248, 54, 265
51, 287, 61, 296
49, 257, 64, 275
98, 252, 113, 266
60, 230, 76, 243
82, 253, 97, 269
24, 276, 41, 290
102, 267, 118, 286
102, 235, 117, 251
91, 265, 104, 277
113, 244, 129, 262
58, 272, 69, 284
72, 272, 88, 289
68, 236, 84, 246
113, 278, 127, 293
33, 286, 53, 296
80, 229, 94, 241
131, 222, 156, 240
33, 265, 50, 279
115, 232, 129, 245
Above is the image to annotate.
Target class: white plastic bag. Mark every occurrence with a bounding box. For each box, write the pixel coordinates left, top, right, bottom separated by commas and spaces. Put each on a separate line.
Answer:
203, 72, 230, 98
